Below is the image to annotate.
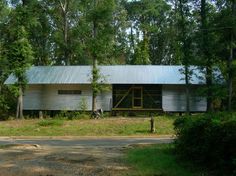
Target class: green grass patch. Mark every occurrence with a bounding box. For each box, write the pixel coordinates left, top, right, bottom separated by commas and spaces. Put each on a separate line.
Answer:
0, 116, 176, 136
37, 119, 64, 127
125, 144, 208, 176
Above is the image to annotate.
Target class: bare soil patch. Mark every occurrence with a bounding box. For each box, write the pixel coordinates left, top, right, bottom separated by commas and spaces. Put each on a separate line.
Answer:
0, 144, 129, 176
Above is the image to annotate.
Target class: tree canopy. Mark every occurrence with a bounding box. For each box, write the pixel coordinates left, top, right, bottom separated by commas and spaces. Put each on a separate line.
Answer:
0, 0, 235, 116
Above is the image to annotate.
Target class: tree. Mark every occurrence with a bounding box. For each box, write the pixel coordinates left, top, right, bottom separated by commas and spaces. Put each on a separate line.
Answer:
5, 0, 52, 66
47, 0, 73, 65
227, 0, 236, 111
132, 36, 151, 64
0, 0, 11, 117
81, 0, 115, 112
124, 0, 175, 65
200, 0, 209, 111
174, 0, 196, 114
46, 0, 89, 65
26, 0, 52, 66
199, 0, 236, 111
3, 5, 33, 119
199, 0, 217, 112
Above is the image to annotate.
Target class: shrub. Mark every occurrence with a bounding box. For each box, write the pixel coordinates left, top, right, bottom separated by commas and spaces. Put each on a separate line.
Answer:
79, 97, 88, 113
174, 113, 236, 175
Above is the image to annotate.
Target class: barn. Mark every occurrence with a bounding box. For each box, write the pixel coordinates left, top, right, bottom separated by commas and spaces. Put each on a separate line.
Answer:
5, 65, 214, 113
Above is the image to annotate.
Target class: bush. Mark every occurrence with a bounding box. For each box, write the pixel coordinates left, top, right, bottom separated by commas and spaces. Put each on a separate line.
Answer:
79, 97, 88, 113
174, 113, 236, 175
73, 112, 90, 120
54, 110, 86, 120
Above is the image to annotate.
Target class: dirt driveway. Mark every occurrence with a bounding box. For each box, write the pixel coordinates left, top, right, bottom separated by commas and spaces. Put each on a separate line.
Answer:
0, 137, 173, 176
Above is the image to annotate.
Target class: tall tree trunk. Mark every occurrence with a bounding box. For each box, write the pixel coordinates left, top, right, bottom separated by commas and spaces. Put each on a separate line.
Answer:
92, 0, 98, 113
59, 0, 70, 65
64, 13, 69, 65
206, 66, 213, 111
228, 0, 236, 111
16, 86, 23, 119
201, 0, 212, 112
179, 0, 190, 114
130, 24, 135, 54
228, 34, 233, 111
185, 66, 190, 114
92, 59, 98, 112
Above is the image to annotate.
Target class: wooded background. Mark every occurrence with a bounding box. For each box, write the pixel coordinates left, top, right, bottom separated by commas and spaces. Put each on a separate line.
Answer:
0, 0, 235, 117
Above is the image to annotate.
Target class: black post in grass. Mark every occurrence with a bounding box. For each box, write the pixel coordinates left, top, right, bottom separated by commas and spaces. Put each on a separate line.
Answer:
150, 117, 155, 133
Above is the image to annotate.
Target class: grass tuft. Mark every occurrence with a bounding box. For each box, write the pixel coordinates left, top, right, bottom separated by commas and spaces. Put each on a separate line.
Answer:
125, 144, 208, 176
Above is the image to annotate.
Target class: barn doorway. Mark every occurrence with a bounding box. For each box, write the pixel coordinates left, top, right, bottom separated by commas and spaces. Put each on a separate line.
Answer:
112, 84, 162, 111
132, 87, 143, 108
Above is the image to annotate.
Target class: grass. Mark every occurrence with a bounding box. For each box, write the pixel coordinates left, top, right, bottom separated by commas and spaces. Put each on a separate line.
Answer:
0, 116, 176, 136
125, 144, 208, 176
37, 119, 64, 127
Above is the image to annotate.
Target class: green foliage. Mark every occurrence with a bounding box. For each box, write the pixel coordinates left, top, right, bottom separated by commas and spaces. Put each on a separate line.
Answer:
56, 109, 70, 119
132, 37, 151, 65
91, 66, 101, 96
1, 0, 236, 115
84, 0, 116, 62
7, 27, 33, 82
55, 110, 90, 120
233, 60, 236, 109
79, 97, 88, 113
125, 0, 175, 65
0, 86, 16, 120
3, 5, 33, 87
174, 113, 236, 175
0, 95, 9, 120
125, 144, 206, 176
37, 119, 64, 127
0, 4, 34, 118
72, 112, 90, 120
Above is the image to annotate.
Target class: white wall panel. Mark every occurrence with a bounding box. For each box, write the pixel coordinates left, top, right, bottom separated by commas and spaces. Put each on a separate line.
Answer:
162, 85, 207, 112
23, 85, 43, 110
23, 84, 112, 111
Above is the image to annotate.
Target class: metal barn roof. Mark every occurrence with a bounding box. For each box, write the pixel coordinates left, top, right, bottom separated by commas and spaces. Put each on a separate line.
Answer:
4, 65, 221, 85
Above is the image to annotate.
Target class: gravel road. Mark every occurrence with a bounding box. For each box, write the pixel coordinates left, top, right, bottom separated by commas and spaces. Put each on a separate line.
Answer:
0, 137, 173, 176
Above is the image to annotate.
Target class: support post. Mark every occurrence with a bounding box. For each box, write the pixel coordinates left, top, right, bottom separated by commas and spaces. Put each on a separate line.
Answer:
150, 117, 155, 133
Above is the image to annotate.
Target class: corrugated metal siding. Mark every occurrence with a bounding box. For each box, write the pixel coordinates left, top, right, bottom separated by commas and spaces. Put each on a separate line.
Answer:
5, 65, 213, 85
23, 85, 43, 110
96, 91, 113, 110
23, 84, 112, 111
162, 85, 207, 112
23, 84, 207, 112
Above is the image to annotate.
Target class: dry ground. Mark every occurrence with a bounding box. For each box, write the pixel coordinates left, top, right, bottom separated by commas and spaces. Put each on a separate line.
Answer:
0, 144, 129, 176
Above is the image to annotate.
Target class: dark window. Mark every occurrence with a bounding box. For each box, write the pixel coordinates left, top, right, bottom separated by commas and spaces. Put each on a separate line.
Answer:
58, 90, 82, 95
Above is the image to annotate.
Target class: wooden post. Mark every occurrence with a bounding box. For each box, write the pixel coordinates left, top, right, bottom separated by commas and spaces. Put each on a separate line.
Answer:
16, 86, 24, 119
39, 111, 43, 119
150, 117, 155, 133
